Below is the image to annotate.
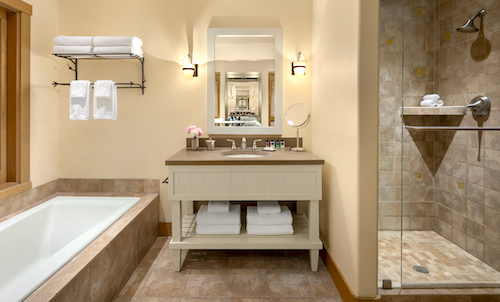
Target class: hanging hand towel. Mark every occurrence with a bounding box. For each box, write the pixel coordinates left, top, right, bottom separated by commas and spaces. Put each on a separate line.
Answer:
196, 204, 241, 226
53, 45, 93, 54
246, 206, 292, 226
93, 80, 117, 120
93, 46, 143, 56
246, 224, 294, 235
69, 80, 91, 120
196, 224, 241, 235
93, 36, 143, 47
257, 201, 281, 214
207, 200, 230, 213
54, 36, 93, 46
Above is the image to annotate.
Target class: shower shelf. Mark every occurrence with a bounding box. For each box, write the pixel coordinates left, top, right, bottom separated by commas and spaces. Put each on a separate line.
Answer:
405, 126, 500, 131
399, 106, 465, 116
51, 53, 146, 95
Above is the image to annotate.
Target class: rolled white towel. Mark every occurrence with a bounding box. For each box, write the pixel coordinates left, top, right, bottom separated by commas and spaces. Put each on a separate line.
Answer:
93, 46, 143, 56
208, 200, 230, 213
54, 36, 93, 46
196, 224, 241, 235
93, 36, 143, 47
247, 206, 292, 226
247, 224, 294, 235
53, 45, 93, 54
257, 201, 281, 214
420, 99, 444, 107
196, 204, 240, 226
435, 100, 444, 107
423, 94, 440, 101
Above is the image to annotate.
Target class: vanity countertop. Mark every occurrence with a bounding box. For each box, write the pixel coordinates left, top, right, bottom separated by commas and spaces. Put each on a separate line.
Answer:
165, 148, 324, 165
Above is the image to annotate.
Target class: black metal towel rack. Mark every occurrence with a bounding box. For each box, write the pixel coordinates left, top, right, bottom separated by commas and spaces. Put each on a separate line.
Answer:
52, 53, 146, 95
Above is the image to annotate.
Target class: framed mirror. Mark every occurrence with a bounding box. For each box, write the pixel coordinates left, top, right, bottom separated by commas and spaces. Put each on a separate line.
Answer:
207, 28, 283, 135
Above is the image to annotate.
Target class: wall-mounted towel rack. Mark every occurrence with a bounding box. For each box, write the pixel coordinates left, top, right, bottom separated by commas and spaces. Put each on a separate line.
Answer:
52, 53, 146, 95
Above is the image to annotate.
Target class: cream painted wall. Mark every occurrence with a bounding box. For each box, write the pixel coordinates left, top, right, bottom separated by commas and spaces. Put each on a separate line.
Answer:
312, 0, 379, 298
28, 0, 60, 187
56, 0, 312, 222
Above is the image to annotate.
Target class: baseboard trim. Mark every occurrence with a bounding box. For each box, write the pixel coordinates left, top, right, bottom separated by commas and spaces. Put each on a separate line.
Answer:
320, 249, 379, 301
158, 222, 172, 236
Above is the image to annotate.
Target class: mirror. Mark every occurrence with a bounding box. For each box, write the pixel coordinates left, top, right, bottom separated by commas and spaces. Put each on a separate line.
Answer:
285, 103, 310, 152
207, 28, 283, 135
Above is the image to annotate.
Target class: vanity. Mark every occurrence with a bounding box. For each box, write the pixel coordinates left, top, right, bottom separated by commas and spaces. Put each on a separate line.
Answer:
165, 148, 324, 271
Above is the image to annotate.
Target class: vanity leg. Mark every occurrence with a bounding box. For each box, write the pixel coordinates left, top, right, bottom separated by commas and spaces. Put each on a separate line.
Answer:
173, 249, 182, 272
186, 200, 194, 215
172, 200, 182, 243
310, 249, 319, 272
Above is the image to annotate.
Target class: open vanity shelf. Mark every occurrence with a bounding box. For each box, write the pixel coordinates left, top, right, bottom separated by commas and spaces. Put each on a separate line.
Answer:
52, 53, 146, 95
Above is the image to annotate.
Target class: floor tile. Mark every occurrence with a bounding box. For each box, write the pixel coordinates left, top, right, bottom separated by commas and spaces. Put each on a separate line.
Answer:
118, 267, 151, 297
305, 270, 340, 297
265, 257, 303, 269
182, 269, 227, 297
140, 269, 189, 296
229, 257, 267, 268
227, 269, 270, 297
225, 298, 271, 302
180, 298, 225, 302
135, 298, 181, 302
267, 268, 313, 297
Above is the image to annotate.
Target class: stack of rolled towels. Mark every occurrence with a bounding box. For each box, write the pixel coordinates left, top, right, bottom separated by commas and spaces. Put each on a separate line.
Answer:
246, 201, 293, 235
420, 94, 444, 107
53, 36, 143, 57
196, 201, 241, 235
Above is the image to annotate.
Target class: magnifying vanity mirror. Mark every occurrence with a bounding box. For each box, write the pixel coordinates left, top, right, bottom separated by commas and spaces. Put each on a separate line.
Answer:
285, 103, 310, 152
207, 28, 283, 135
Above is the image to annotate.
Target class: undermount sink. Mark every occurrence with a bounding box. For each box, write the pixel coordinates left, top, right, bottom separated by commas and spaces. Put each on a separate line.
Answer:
220, 150, 269, 158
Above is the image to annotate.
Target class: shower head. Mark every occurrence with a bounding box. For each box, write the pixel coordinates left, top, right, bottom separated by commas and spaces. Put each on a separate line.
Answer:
456, 9, 486, 33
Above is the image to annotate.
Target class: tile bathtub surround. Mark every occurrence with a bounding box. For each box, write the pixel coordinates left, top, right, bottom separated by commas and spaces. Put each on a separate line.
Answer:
25, 192, 159, 302
115, 238, 343, 302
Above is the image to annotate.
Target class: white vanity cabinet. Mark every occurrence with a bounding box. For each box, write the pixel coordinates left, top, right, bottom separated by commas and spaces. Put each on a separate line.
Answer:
166, 149, 324, 271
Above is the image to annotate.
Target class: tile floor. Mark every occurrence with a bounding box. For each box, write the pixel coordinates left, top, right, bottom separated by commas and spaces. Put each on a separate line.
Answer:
114, 236, 343, 302
378, 231, 500, 287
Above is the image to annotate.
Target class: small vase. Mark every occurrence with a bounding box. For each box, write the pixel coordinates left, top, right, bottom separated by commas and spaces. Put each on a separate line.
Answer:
192, 137, 199, 151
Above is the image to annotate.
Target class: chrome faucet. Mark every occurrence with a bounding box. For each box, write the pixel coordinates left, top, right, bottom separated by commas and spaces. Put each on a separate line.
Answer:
252, 139, 262, 150
227, 139, 236, 150
241, 137, 247, 150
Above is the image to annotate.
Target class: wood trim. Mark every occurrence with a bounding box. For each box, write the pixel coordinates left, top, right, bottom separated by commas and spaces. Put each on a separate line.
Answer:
18, 11, 28, 183
0, 0, 31, 15
159, 222, 172, 236
320, 249, 380, 302
6, 10, 18, 182
0, 180, 30, 199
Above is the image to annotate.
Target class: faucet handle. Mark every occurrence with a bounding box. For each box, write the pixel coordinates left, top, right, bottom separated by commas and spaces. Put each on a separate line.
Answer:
252, 139, 262, 150
227, 139, 236, 150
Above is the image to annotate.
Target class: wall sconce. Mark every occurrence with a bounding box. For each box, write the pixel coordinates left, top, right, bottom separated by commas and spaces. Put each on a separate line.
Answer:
292, 51, 306, 81
182, 54, 198, 83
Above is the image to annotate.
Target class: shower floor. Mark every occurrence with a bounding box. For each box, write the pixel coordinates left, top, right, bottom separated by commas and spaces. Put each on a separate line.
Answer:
378, 231, 500, 288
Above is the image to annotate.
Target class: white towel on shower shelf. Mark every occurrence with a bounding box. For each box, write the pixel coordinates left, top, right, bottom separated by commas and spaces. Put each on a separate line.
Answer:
69, 80, 91, 120
257, 201, 281, 214
53, 45, 93, 54
246, 224, 294, 235
422, 94, 440, 101
54, 35, 93, 46
93, 46, 143, 56
93, 80, 117, 120
207, 200, 230, 213
246, 206, 292, 226
196, 224, 241, 235
196, 204, 241, 226
420, 99, 444, 107
93, 36, 143, 47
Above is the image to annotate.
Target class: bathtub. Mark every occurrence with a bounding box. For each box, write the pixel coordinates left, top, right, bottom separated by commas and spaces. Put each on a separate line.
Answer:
0, 196, 140, 302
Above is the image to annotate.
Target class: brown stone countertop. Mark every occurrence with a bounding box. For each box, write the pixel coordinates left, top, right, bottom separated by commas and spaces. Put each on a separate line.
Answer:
165, 148, 324, 165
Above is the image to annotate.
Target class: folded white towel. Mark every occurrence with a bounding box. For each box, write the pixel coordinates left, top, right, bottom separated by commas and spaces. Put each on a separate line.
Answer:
53, 45, 93, 54
422, 94, 440, 101
93, 80, 117, 120
93, 46, 143, 56
69, 80, 91, 121
54, 36, 93, 46
196, 204, 241, 226
247, 224, 294, 235
420, 99, 444, 107
247, 206, 292, 226
257, 201, 281, 214
208, 200, 230, 213
196, 224, 241, 235
93, 36, 143, 47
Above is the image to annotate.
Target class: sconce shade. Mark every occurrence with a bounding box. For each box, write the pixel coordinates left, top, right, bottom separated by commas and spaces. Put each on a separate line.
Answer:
182, 54, 198, 83
292, 51, 307, 81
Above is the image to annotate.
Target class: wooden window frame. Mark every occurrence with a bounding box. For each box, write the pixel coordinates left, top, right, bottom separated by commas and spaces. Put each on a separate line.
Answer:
0, 0, 31, 200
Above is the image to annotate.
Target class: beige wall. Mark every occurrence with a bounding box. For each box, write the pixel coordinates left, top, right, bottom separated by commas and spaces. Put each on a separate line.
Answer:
312, 0, 379, 298
29, 0, 60, 186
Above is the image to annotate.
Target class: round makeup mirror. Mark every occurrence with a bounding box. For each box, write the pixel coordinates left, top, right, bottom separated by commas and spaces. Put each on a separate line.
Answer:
285, 103, 310, 152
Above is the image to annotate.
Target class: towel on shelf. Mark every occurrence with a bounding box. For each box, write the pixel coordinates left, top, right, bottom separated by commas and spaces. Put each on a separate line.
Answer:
69, 80, 91, 120
246, 206, 292, 226
196, 224, 241, 235
422, 94, 440, 101
53, 45, 93, 54
257, 201, 281, 214
207, 200, 230, 213
196, 204, 241, 226
93, 80, 117, 120
420, 99, 444, 107
246, 224, 294, 235
93, 46, 143, 56
54, 36, 93, 46
93, 36, 143, 47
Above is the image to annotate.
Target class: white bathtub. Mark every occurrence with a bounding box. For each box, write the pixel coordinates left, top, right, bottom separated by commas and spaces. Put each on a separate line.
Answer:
0, 196, 140, 302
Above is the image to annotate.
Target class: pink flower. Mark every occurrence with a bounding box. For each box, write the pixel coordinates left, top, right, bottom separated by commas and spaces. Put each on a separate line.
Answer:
196, 127, 203, 136
186, 125, 197, 135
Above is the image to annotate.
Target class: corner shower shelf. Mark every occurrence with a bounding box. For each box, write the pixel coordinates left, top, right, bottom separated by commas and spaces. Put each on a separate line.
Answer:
399, 106, 465, 116
51, 53, 146, 95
